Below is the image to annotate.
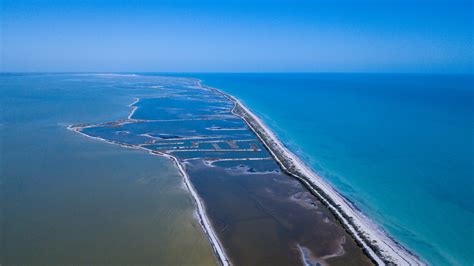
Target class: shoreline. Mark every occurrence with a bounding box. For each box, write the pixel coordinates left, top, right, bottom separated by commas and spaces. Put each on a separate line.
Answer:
201, 81, 425, 266
67, 74, 424, 266
67, 98, 231, 266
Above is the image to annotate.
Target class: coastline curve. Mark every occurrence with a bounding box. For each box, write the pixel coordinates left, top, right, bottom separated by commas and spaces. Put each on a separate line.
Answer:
202, 81, 425, 266
67, 74, 425, 266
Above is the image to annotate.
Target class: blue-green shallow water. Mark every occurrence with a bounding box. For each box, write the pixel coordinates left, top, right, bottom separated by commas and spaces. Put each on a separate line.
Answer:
175, 73, 473, 265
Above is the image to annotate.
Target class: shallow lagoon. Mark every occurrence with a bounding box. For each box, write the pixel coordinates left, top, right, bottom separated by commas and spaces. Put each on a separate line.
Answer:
0, 74, 216, 265
71, 74, 373, 265
189, 73, 474, 265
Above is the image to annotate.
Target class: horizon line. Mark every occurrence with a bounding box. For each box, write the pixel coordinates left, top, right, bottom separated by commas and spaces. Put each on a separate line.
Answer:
1, 71, 473, 75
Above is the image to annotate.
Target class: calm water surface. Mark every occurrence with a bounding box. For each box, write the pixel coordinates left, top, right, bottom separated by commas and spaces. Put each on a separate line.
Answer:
0, 74, 216, 265
186, 73, 474, 266
2, 73, 472, 265
73, 75, 372, 266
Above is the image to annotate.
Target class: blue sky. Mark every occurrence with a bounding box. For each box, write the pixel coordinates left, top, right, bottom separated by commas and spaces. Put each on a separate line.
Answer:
1, 0, 472, 73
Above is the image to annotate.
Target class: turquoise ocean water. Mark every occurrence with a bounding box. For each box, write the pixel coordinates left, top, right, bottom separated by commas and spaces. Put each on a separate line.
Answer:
181, 73, 474, 265
2, 73, 472, 265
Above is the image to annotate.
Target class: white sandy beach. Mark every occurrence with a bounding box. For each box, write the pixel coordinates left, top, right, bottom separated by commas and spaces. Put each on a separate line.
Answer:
207, 82, 425, 266
67, 99, 231, 266
68, 77, 425, 266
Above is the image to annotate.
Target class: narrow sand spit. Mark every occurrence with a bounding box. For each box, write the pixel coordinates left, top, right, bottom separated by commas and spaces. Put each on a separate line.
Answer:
202, 80, 425, 266
68, 75, 424, 266
67, 97, 231, 266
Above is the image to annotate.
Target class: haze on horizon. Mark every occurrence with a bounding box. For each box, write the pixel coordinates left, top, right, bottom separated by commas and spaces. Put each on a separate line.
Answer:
1, 0, 472, 73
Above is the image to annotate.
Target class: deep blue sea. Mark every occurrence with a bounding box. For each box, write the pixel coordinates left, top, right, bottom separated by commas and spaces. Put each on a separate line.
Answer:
178, 73, 473, 266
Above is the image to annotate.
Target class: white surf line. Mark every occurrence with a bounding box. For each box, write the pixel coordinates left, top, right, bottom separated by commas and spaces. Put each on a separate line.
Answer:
200, 80, 425, 266
127, 98, 140, 119
162, 153, 231, 266
67, 124, 231, 266
66, 97, 231, 266
70, 75, 420, 265
128, 97, 140, 107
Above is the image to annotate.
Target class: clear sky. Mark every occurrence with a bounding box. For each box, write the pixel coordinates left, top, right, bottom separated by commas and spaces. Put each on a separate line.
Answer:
1, 0, 472, 73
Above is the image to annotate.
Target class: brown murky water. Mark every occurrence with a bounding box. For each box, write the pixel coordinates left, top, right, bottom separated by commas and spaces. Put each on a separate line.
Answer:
187, 159, 373, 266
40, 73, 374, 265
0, 74, 217, 265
